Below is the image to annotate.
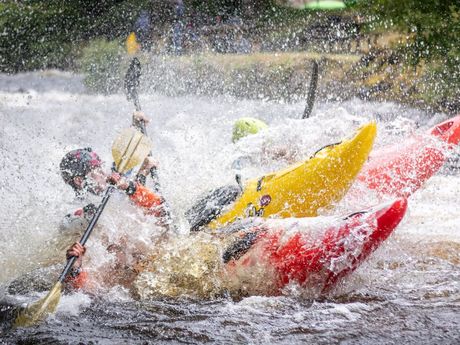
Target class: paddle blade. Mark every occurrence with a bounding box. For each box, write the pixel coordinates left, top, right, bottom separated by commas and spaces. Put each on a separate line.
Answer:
14, 281, 63, 327
112, 127, 152, 173
126, 32, 140, 55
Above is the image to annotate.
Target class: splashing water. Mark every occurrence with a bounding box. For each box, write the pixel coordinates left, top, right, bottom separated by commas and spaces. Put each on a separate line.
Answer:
1, 71, 459, 343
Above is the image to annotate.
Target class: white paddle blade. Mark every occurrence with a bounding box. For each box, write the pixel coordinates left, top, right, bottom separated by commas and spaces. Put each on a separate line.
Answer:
112, 127, 152, 174
14, 281, 63, 327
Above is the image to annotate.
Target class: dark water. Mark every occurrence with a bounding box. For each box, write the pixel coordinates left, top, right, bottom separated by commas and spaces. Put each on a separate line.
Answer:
2, 292, 459, 344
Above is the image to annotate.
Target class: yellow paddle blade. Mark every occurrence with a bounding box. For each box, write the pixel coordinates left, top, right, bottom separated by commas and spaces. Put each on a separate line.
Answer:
126, 32, 140, 55
14, 281, 63, 327
112, 127, 152, 174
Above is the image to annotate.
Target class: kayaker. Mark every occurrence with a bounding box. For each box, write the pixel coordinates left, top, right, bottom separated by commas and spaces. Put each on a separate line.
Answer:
231, 116, 295, 166
60, 111, 172, 234
62, 221, 259, 292
232, 117, 268, 143
63, 242, 146, 292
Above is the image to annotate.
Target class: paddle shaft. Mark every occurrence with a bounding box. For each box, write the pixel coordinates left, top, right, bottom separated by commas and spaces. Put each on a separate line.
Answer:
133, 95, 141, 113
57, 185, 115, 283
127, 60, 147, 138
302, 60, 319, 119
125, 57, 161, 191
125, 60, 175, 227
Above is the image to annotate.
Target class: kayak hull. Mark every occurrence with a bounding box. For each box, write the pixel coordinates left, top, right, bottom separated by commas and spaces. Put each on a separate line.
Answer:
359, 115, 460, 198
210, 123, 377, 228
224, 198, 407, 296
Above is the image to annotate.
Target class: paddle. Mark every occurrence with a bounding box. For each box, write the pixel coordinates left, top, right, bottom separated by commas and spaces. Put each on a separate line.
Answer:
124, 57, 142, 113
14, 128, 152, 327
123, 57, 162, 193
302, 60, 319, 119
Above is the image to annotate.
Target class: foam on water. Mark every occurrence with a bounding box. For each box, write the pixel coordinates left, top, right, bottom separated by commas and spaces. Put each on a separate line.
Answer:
0, 71, 459, 343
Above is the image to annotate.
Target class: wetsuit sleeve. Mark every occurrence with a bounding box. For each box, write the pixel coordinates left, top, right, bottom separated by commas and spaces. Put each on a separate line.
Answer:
136, 167, 161, 192
59, 204, 96, 234
148, 167, 161, 193
64, 269, 88, 291
128, 182, 174, 229
129, 183, 165, 216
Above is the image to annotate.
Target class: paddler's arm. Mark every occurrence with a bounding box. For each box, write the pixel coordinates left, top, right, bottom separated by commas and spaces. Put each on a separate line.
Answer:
131, 111, 162, 191
132, 111, 149, 132
108, 173, 171, 223
136, 156, 161, 192
131, 111, 151, 186
127, 183, 168, 218
64, 243, 88, 291
129, 182, 174, 229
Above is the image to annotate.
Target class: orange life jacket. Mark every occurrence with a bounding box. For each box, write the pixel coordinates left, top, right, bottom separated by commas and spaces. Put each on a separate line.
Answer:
64, 269, 88, 290
129, 183, 164, 216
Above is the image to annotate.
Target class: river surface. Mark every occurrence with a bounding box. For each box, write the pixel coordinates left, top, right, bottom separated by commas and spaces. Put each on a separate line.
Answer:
0, 70, 459, 344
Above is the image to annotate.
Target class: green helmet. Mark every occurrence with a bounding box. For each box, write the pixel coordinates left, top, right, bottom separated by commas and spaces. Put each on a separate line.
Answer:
232, 117, 268, 143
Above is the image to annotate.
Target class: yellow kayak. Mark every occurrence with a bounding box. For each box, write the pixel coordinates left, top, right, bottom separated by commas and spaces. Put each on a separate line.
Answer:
208, 122, 377, 228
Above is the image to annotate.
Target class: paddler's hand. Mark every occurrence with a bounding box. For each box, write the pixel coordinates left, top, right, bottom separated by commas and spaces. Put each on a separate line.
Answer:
66, 242, 86, 267
107, 172, 137, 194
66, 243, 86, 259
139, 157, 158, 176
107, 172, 129, 190
133, 111, 150, 125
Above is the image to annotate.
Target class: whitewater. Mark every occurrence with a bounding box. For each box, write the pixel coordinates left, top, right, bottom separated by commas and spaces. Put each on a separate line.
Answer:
0, 71, 459, 343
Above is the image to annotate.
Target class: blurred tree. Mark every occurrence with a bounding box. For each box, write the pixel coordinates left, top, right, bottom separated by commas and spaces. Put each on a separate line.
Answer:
358, 0, 460, 64
0, 0, 148, 72
355, 0, 460, 112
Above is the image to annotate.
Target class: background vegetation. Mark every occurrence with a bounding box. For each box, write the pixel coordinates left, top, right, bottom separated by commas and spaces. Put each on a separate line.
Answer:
351, 0, 460, 112
0, 0, 147, 72
0, 0, 459, 112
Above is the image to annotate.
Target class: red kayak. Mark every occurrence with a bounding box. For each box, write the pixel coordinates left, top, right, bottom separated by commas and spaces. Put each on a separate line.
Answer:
358, 115, 460, 198
223, 198, 407, 296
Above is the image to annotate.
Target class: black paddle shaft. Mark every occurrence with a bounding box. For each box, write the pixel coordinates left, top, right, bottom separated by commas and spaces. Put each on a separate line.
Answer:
124, 59, 175, 228
124, 57, 163, 193
302, 60, 319, 119
125, 57, 142, 112
57, 185, 115, 283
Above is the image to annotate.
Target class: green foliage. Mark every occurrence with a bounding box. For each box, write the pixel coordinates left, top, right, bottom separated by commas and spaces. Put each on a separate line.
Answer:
186, 0, 276, 19
145, 52, 355, 102
0, 0, 148, 72
358, 0, 460, 64
424, 61, 460, 111
78, 39, 125, 94
0, 2, 78, 71
353, 0, 460, 112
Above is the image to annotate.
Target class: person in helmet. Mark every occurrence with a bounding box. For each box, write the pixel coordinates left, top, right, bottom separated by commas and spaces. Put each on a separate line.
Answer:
60, 147, 107, 197
232, 117, 268, 143
230, 116, 297, 170
59, 112, 173, 292
60, 148, 169, 291
60, 111, 172, 237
